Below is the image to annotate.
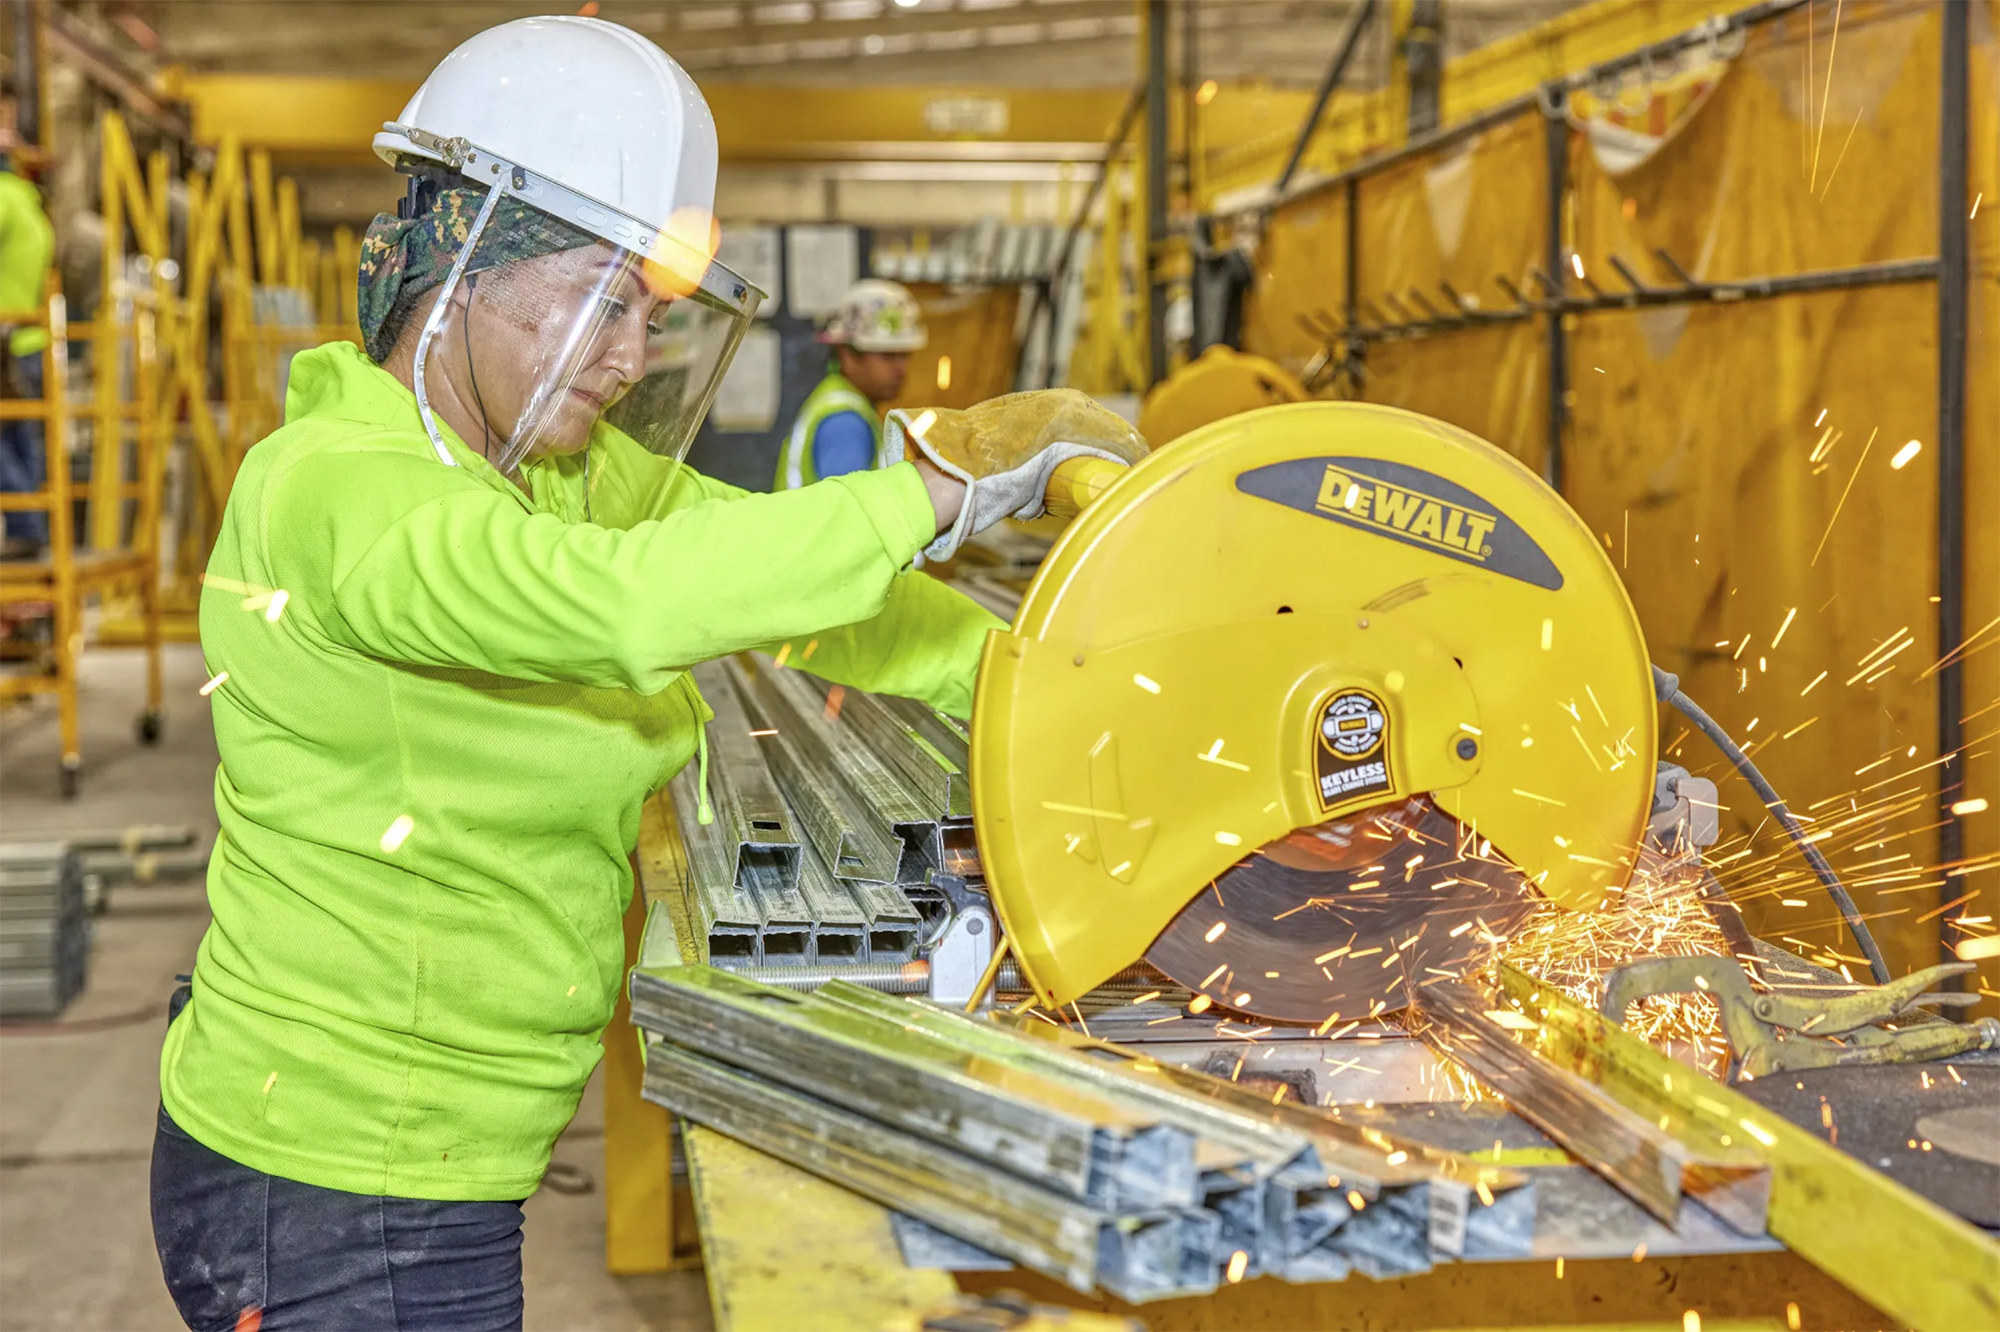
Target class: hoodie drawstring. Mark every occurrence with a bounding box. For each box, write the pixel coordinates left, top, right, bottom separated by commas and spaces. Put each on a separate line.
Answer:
694, 715, 715, 826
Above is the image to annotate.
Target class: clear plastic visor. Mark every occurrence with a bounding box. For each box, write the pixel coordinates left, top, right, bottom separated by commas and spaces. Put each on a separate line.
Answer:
411, 196, 760, 478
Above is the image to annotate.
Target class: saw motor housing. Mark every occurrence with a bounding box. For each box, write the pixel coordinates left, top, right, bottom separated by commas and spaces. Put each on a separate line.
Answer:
972, 402, 1659, 1012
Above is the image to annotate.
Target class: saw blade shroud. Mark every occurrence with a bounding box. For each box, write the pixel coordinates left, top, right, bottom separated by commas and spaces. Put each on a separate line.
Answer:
972, 402, 1657, 1012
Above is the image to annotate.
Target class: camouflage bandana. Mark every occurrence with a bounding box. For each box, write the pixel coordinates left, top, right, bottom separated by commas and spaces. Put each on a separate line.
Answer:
356, 186, 597, 361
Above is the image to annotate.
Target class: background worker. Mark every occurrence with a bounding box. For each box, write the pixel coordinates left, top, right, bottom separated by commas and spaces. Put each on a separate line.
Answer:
773, 277, 926, 489
148, 17, 1144, 1331
0, 104, 54, 558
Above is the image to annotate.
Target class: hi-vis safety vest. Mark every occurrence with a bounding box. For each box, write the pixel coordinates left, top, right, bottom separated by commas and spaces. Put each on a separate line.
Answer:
774, 369, 879, 491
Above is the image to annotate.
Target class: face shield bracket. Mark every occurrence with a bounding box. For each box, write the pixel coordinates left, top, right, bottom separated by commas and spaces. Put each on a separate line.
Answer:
385, 123, 765, 476
387, 124, 761, 315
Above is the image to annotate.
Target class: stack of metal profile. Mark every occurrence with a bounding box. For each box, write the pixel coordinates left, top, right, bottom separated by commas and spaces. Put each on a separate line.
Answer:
0, 842, 89, 1020
670, 657, 977, 973
632, 964, 1533, 1303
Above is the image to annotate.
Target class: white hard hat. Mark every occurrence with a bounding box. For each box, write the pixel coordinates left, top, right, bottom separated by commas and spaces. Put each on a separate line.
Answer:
823, 279, 928, 353
374, 15, 719, 252
363, 15, 762, 479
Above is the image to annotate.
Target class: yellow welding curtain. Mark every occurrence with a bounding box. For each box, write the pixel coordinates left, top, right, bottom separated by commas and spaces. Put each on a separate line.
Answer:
1242, 1, 1998, 996
1356, 115, 1551, 473
890, 283, 1023, 414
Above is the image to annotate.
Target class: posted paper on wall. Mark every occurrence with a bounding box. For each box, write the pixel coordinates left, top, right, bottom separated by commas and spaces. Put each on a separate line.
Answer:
716, 227, 782, 319
785, 225, 860, 319
709, 326, 783, 433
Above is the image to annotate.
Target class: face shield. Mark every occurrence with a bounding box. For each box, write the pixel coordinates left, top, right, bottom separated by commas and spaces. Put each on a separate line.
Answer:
394, 130, 762, 480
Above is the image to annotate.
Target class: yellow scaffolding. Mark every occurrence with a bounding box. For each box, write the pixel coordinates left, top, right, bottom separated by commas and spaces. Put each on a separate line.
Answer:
89, 119, 362, 643
0, 286, 166, 797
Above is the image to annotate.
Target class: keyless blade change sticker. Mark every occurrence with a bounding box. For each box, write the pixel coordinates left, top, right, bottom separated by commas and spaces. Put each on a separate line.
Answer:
1315, 688, 1393, 812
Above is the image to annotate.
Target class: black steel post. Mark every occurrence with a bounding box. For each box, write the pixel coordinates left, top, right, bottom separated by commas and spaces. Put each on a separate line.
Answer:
1542, 88, 1568, 493
1183, 0, 1202, 351
9, 0, 39, 146
1344, 176, 1360, 391
1276, 0, 1378, 197
1935, 0, 1969, 969
1405, 0, 1444, 138
1145, 0, 1171, 387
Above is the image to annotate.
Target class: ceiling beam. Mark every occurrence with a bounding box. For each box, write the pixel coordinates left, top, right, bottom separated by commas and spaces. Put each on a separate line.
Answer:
166, 71, 1140, 166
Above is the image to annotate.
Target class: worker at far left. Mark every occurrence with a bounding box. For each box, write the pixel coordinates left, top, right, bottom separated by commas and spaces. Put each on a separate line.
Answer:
773, 277, 927, 489
146, 16, 1145, 1332
0, 98, 55, 560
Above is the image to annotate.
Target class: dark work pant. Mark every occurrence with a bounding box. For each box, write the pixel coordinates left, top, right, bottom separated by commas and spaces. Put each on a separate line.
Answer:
150, 1105, 526, 1331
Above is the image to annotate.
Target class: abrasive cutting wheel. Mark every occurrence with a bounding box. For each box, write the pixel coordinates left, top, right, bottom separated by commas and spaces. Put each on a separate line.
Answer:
1145, 798, 1541, 1022
970, 402, 1659, 1024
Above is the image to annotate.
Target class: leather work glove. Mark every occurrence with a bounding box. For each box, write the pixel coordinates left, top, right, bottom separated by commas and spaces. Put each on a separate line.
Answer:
881, 389, 1148, 562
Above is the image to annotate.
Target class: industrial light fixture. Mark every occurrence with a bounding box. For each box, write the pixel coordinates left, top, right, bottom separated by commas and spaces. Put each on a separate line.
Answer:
894, 0, 922, 8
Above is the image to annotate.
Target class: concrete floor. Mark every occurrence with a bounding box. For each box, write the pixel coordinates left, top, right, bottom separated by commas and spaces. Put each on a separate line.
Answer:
1, 643, 711, 1332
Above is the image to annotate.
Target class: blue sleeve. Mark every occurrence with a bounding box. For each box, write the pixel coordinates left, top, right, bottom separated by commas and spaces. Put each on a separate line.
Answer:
812, 411, 877, 479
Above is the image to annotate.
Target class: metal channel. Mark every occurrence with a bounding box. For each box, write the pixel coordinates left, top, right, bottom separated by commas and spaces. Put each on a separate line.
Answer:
820, 985, 1523, 1283
666, 768, 761, 963
1003, 1012, 1522, 1197
688, 662, 802, 891
792, 839, 868, 964
837, 686, 971, 820
630, 965, 1201, 1212
639, 1038, 1113, 1297
1415, 977, 1768, 1234
816, 980, 1309, 1189
0, 844, 87, 1020
853, 882, 924, 962
752, 660, 942, 884
939, 819, 982, 881
881, 695, 971, 775
727, 657, 902, 885
739, 859, 813, 963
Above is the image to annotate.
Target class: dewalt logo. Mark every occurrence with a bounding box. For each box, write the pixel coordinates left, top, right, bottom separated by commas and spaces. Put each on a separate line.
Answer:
1313, 466, 1498, 561
1235, 454, 1566, 590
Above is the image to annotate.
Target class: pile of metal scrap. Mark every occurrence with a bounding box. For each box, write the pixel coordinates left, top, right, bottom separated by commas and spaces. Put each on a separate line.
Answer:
670, 656, 1001, 1002
0, 842, 89, 1019
631, 963, 1532, 1303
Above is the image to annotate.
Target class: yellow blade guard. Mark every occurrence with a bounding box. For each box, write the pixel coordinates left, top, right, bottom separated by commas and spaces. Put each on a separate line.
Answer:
972, 403, 1657, 1011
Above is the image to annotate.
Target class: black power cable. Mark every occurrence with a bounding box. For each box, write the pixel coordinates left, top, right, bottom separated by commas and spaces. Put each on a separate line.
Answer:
1652, 665, 1890, 985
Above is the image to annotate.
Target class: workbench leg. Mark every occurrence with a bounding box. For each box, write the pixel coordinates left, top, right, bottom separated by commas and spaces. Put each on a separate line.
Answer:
602, 883, 679, 1274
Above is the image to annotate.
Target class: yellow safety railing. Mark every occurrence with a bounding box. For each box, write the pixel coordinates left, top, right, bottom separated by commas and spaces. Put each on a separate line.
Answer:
0, 289, 167, 796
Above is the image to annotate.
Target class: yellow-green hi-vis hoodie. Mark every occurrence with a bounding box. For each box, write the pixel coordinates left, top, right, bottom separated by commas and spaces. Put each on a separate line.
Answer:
162, 340, 1002, 1201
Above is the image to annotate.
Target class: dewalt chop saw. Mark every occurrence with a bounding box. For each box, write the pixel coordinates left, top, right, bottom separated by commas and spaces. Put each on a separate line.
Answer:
970, 402, 1658, 1025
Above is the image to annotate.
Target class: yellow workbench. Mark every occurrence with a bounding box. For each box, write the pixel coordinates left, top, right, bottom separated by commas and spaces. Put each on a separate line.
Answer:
604, 794, 1885, 1331
676, 1121, 1884, 1332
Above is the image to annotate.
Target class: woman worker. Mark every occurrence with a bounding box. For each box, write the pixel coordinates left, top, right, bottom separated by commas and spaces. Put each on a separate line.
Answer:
150, 16, 1143, 1330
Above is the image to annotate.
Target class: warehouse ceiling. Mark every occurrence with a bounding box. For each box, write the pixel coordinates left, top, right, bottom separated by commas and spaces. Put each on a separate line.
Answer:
144, 0, 1578, 89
